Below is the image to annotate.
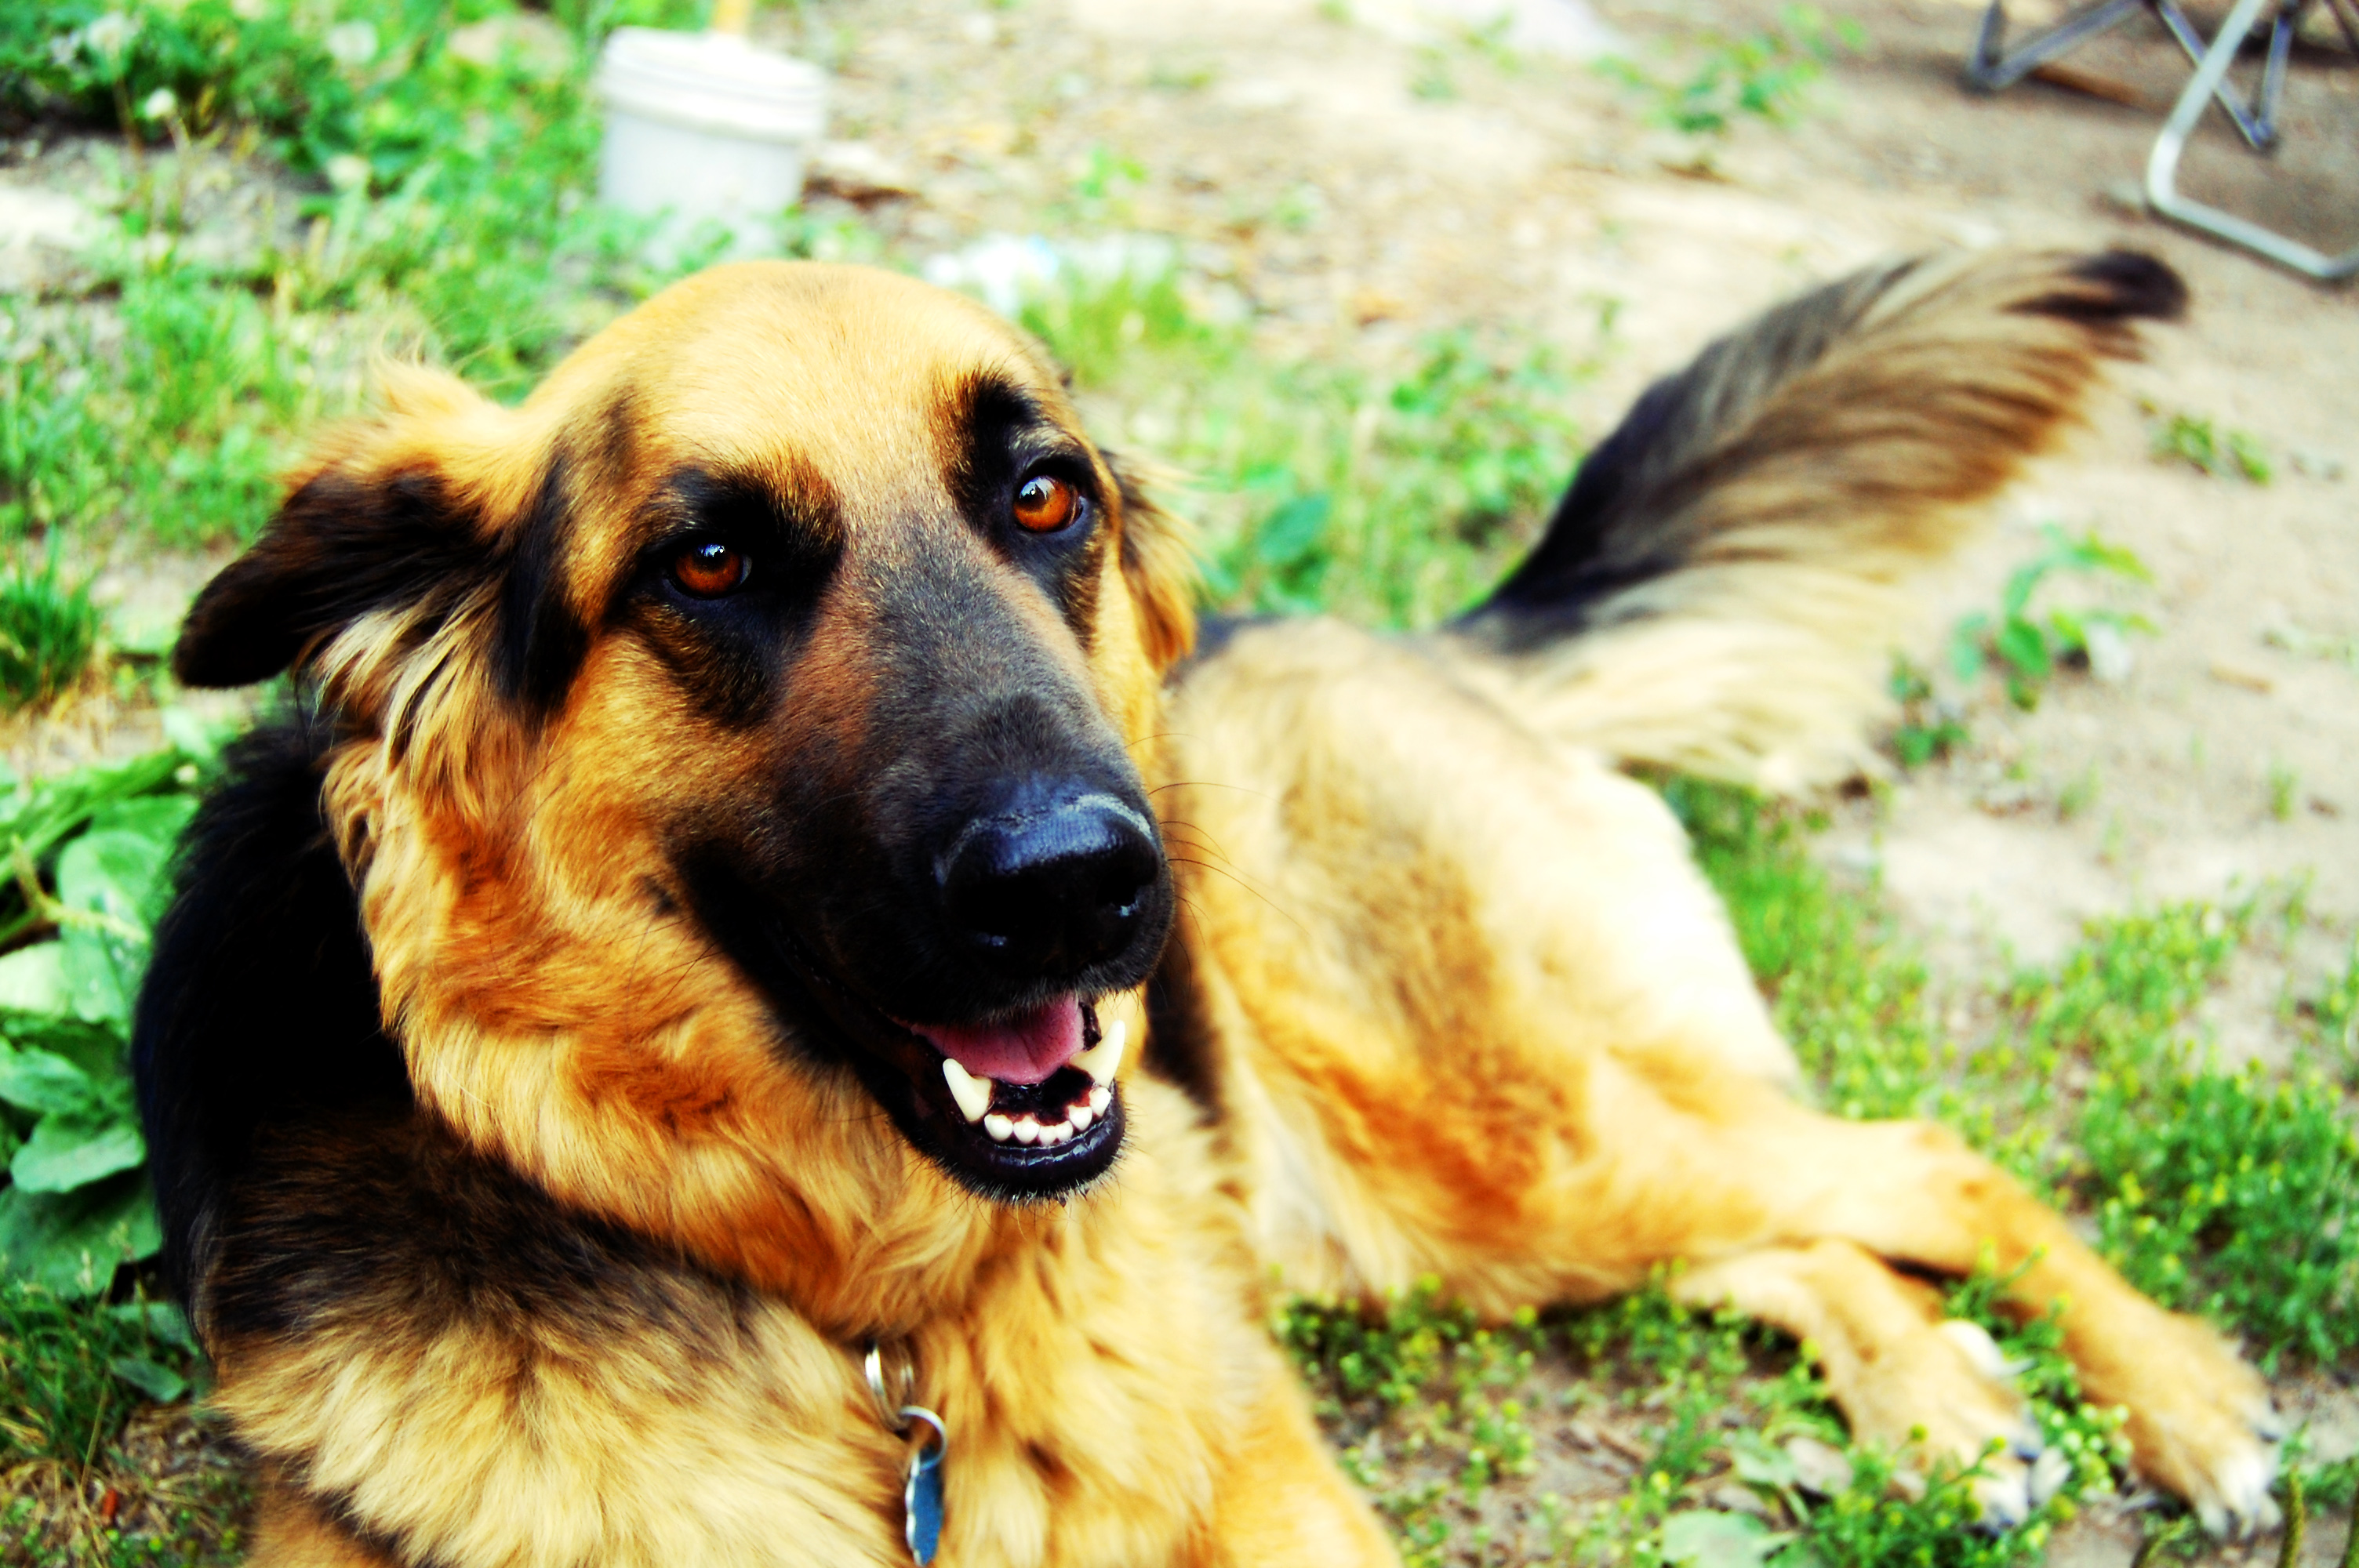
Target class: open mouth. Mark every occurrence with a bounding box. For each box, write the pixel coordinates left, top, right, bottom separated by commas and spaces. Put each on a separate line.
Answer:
680, 861, 1139, 1200
916, 998, 1122, 1150
843, 985, 1129, 1198
754, 933, 1128, 1196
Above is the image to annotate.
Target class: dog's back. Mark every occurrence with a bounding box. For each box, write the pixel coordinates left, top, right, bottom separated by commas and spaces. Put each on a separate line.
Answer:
1159, 249, 2277, 1535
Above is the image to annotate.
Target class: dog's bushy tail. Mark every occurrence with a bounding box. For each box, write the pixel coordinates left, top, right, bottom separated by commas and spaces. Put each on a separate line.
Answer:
1441, 248, 2184, 791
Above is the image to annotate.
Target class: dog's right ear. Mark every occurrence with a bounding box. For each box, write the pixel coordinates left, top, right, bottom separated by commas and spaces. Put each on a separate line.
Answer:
175, 368, 537, 690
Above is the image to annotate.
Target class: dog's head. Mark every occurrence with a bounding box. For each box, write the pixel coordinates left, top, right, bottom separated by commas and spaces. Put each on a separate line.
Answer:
176, 264, 1200, 1294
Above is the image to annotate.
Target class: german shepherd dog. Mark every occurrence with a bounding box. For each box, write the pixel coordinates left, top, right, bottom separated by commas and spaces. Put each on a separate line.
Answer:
136, 249, 2283, 1566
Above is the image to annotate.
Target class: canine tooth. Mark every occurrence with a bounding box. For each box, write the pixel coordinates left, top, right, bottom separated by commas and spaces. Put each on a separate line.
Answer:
983, 1113, 1013, 1142
1069, 1102, 1095, 1132
1012, 1118, 1040, 1145
941, 1058, 994, 1123
1072, 1019, 1126, 1087
1087, 1085, 1111, 1116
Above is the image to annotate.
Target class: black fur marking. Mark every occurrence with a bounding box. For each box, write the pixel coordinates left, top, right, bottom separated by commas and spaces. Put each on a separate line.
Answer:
174, 469, 495, 690
944, 373, 1041, 527
583, 387, 643, 496
2016, 249, 2188, 326
206, 1109, 739, 1355
615, 463, 845, 728
942, 372, 1109, 647
1164, 612, 1259, 684
493, 453, 591, 717
1143, 931, 1223, 1120
131, 720, 411, 1310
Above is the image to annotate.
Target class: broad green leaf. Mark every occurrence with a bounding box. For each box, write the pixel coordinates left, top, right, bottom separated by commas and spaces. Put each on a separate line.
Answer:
106, 1298, 198, 1352
13, 1112, 145, 1192
0, 751, 189, 873
1947, 613, 1989, 682
88, 795, 198, 873
54, 826, 174, 1027
1994, 615, 2051, 681
61, 927, 138, 1029
1728, 1431, 1801, 1491
0, 942, 71, 1016
0, 1040, 98, 1116
109, 1356, 190, 1403
57, 827, 173, 928
1662, 1510, 1782, 1568
0, 1172, 159, 1296
0, 1012, 125, 1082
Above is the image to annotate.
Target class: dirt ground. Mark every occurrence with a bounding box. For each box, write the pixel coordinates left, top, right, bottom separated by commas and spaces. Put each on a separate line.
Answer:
3, 0, 2354, 1559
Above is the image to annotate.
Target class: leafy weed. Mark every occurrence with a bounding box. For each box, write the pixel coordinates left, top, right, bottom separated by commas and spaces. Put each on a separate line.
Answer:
0, 561, 101, 713
1948, 525, 2151, 711
1600, 6, 1862, 136
2150, 410, 2273, 484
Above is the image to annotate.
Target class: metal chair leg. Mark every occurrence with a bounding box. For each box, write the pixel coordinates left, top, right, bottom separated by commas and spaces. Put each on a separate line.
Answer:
1968, 0, 2149, 91
2145, 0, 2359, 279
2154, 0, 2295, 147
1967, 0, 2292, 149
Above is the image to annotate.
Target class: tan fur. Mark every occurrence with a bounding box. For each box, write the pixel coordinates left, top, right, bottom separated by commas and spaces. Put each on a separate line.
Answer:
184, 253, 2277, 1566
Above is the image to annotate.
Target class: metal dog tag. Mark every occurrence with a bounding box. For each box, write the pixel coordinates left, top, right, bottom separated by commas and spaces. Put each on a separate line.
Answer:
866, 1342, 947, 1566
900, 1406, 946, 1566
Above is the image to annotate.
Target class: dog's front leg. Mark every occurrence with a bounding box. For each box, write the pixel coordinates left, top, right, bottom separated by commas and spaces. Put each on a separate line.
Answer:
1204, 1369, 1399, 1568
1670, 1239, 2053, 1526
1731, 1109, 2284, 1537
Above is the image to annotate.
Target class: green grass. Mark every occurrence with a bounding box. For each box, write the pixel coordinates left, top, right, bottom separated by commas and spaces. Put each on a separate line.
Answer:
0, 1287, 199, 1466
2078, 1055, 2358, 1371
1023, 266, 1587, 629
0, 564, 100, 713
1282, 1271, 2125, 1567
1598, 5, 1863, 137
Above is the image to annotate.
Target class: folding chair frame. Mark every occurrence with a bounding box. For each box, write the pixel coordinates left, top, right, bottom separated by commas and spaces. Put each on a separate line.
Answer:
2143, 0, 2359, 278
1967, 0, 2306, 147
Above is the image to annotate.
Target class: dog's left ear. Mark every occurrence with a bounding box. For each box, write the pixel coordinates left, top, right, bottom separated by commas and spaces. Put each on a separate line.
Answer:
176, 365, 559, 695
1104, 450, 1200, 673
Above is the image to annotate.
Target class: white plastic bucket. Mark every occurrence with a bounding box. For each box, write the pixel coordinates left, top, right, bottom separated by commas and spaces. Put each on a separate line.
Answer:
594, 27, 827, 258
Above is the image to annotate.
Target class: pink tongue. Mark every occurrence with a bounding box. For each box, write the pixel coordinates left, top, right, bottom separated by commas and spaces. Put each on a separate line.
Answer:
913, 997, 1084, 1085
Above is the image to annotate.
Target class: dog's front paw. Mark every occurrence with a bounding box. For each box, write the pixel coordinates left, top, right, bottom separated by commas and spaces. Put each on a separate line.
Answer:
1832, 1316, 2054, 1530
2087, 1307, 2281, 1538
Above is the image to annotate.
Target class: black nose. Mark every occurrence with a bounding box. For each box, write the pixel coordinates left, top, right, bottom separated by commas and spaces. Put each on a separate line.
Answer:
939, 791, 1161, 977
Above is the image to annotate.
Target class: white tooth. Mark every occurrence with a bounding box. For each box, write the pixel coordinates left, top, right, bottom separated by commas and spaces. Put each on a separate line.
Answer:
1087, 1085, 1110, 1115
983, 1113, 1013, 1142
1069, 1102, 1095, 1132
1012, 1118, 1040, 1145
941, 1058, 994, 1123
1043, 1123, 1070, 1146
1072, 1019, 1126, 1087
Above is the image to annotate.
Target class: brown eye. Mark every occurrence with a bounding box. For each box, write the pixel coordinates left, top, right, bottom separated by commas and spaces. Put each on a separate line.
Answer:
670, 541, 749, 598
1012, 474, 1078, 534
